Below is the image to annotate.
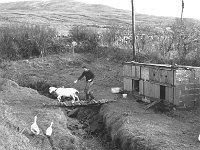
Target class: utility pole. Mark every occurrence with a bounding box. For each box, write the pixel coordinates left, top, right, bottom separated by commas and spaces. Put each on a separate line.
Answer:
181, 0, 184, 20
131, 0, 136, 61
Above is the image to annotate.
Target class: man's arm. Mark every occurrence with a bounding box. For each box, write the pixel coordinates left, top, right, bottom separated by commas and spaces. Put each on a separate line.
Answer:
78, 71, 85, 81
74, 71, 85, 83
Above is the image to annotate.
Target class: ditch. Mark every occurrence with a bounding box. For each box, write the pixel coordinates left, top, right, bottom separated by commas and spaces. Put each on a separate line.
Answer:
28, 81, 119, 150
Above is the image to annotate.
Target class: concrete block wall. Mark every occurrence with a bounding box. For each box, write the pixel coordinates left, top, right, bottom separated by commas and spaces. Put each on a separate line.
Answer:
174, 84, 200, 108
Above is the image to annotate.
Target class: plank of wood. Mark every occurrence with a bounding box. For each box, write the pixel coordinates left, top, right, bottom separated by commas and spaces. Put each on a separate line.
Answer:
144, 99, 162, 110
59, 99, 117, 107
131, 66, 136, 77
135, 66, 141, 78
139, 80, 144, 95
141, 66, 149, 81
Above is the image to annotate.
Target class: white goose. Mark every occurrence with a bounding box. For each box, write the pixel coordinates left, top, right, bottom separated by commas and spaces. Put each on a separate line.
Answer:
46, 122, 53, 137
198, 134, 200, 142
31, 115, 40, 135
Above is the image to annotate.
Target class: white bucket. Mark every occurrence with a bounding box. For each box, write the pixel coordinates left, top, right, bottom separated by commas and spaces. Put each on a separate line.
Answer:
111, 87, 121, 94
122, 94, 127, 98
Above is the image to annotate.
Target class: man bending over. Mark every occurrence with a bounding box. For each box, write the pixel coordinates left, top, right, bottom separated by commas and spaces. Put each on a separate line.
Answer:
74, 65, 95, 101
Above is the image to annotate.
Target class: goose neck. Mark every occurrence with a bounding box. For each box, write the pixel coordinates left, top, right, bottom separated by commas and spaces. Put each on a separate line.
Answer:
34, 116, 37, 123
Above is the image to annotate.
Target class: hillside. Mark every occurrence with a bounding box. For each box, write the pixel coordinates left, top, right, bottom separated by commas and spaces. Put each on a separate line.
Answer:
0, 0, 178, 35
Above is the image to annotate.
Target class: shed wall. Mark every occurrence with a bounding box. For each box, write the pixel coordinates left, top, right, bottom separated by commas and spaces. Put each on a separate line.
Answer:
123, 62, 200, 108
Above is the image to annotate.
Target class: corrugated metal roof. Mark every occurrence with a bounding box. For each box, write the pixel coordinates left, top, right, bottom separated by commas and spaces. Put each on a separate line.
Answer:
123, 61, 200, 70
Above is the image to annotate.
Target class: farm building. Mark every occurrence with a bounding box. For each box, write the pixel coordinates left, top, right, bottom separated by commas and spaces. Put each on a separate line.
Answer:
123, 61, 200, 109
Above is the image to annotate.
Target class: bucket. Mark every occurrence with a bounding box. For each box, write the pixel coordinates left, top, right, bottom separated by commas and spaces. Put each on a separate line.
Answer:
122, 94, 127, 98
111, 87, 121, 94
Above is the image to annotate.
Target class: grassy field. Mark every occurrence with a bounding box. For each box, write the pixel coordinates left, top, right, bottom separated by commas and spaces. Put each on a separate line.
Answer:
0, 53, 122, 150
1, 52, 200, 150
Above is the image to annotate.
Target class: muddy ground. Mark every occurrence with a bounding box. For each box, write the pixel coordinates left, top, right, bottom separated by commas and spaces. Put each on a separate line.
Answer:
1, 53, 200, 150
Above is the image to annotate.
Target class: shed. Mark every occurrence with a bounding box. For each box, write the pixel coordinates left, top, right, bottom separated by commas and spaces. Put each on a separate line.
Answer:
123, 61, 200, 109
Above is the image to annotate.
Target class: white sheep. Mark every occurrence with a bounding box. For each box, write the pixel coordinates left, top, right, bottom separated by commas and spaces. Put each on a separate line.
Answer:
49, 87, 79, 103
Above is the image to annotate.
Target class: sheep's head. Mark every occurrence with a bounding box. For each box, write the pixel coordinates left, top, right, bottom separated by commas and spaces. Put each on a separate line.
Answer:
49, 87, 57, 93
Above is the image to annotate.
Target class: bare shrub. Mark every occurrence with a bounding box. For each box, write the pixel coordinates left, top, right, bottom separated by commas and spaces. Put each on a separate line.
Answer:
169, 19, 200, 65
0, 24, 60, 60
68, 25, 99, 54
107, 47, 132, 62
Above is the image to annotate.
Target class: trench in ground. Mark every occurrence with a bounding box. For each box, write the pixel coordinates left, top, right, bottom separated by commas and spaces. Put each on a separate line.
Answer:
27, 81, 119, 150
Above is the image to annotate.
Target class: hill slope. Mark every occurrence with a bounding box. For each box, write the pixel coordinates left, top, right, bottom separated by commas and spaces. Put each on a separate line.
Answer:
0, 0, 177, 34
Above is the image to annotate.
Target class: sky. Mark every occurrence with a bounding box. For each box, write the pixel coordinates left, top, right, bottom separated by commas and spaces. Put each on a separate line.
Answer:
0, 0, 199, 19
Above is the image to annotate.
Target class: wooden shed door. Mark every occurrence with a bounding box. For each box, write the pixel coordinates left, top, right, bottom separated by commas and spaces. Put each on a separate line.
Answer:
160, 85, 166, 100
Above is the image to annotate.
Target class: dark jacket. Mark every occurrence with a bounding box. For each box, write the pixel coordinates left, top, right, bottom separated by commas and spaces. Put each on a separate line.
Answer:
78, 70, 95, 82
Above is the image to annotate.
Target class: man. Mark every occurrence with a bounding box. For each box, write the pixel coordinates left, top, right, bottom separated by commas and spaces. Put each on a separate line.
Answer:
74, 66, 95, 101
